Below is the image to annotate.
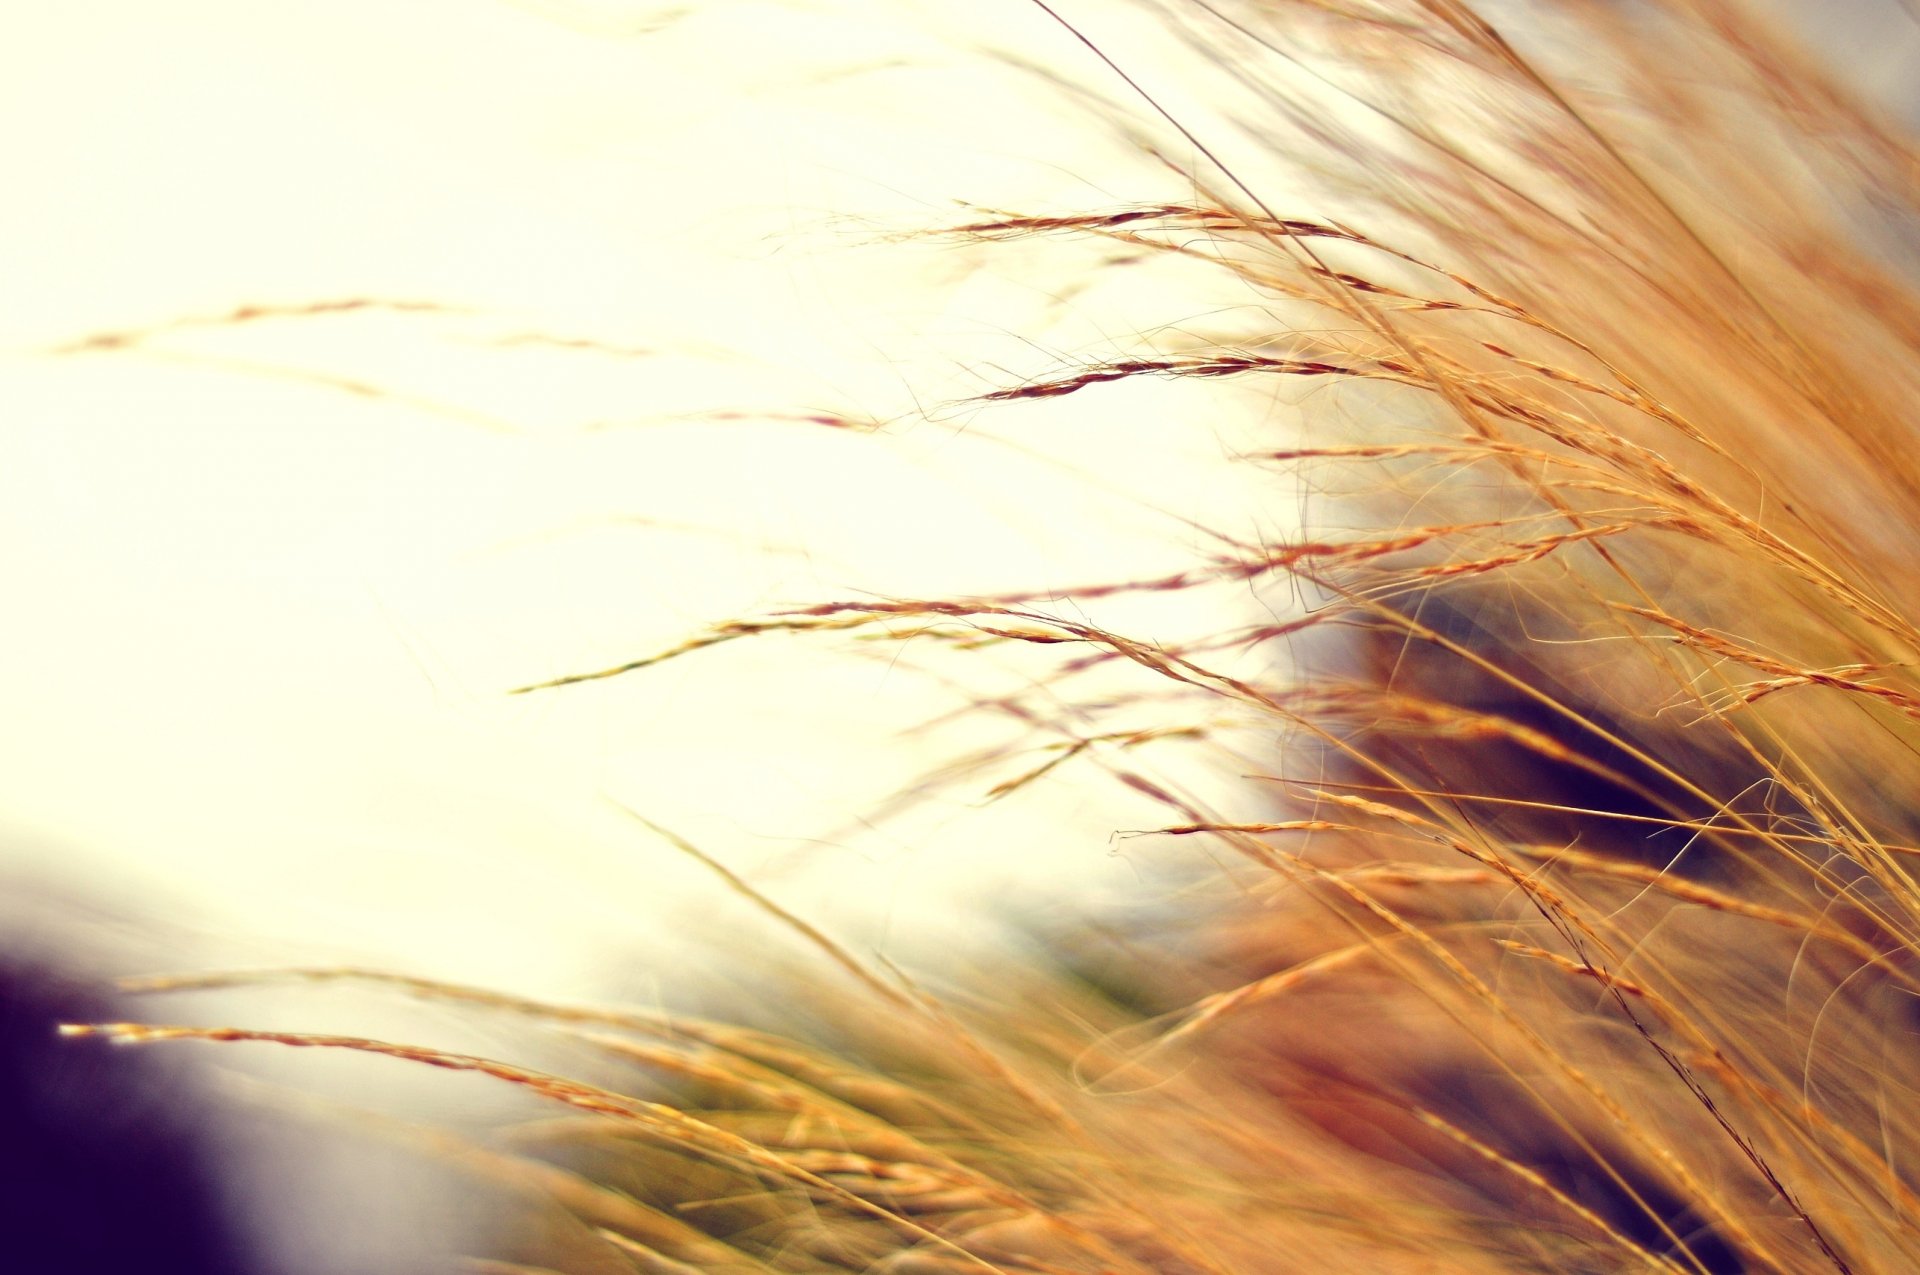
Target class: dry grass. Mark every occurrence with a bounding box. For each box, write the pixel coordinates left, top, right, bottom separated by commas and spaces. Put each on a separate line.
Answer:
61, 1, 1920, 1272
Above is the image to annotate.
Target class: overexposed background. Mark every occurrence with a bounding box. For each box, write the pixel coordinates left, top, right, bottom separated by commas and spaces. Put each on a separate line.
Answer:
7, 0, 1918, 1035
4, 8, 1286, 1266
0, 0, 1282, 997
5, 0, 1914, 1001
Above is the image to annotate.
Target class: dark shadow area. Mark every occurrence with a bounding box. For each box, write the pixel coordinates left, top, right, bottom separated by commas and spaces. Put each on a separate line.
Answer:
0, 957, 261, 1274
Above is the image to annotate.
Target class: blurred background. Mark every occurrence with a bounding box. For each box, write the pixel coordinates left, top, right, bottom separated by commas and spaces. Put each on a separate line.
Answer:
2, 4, 1280, 1269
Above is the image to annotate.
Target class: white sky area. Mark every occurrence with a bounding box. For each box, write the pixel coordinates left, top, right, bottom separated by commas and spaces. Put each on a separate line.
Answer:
1, 0, 1295, 1004
4, 0, 1911, 992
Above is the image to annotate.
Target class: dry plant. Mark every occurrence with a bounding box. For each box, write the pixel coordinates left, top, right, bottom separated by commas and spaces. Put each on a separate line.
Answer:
58, 1, 1920, 1272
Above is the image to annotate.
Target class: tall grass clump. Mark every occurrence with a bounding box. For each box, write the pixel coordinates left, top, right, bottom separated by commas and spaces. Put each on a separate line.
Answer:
63, 1, 1920, 1272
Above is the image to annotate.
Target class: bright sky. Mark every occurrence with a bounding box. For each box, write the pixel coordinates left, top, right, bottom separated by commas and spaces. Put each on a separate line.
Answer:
8, 0, 1913, 982
1, 1, 1287, 1000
